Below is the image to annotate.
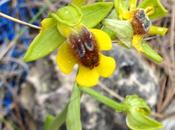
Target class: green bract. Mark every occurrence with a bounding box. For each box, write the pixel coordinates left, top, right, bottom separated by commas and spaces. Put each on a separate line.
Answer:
123, 95, 163, 130
24, 2, 113, 62
103, 19, 133, 48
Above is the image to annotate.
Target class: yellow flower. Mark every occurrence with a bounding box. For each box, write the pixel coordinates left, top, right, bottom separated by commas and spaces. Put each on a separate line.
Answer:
56, 26, 116, 87
116, 0, 168, 55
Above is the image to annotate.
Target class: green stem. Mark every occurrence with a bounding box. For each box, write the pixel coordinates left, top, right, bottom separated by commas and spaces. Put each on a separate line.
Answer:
79, 86, 127, 112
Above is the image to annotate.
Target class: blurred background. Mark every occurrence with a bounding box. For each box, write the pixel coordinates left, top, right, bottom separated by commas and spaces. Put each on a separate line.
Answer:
0, 0, 175, 130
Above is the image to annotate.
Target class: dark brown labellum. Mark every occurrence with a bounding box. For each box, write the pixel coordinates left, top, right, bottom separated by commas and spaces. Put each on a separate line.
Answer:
131, 9, 151, 35
69, 27, 99, 69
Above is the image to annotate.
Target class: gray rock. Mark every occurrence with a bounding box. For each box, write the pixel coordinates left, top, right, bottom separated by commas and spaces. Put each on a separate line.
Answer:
20, 45, 159, 130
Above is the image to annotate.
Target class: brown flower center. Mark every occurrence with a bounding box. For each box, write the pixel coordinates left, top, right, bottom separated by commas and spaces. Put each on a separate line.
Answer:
69, 27, 99, 69
131, 9, 151, 35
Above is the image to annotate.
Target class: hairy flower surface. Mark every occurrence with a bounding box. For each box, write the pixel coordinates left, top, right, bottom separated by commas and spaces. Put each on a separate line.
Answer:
56, 26, 116, 87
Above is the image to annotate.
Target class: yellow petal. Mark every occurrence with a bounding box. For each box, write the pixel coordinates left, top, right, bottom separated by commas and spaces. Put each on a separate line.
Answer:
76, 65, 99, 87
132, 35, 144, 52
56, 42, 76, 74
97, 54, 116, 77
90, 29, 112, 51
148, 25, 168, 36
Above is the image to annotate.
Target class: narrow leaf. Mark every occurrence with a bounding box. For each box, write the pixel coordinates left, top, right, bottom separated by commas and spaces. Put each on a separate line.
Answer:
66, 84, 82, 130
138, 0, 168, 20
44, 115, 54, 130
81, 2, 113, 28
141, 42, 163, 63
24, 18, 65, 62
49, 106, 68, 130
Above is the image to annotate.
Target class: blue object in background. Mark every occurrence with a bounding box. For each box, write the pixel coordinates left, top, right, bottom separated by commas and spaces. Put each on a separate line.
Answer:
0, 0, 40, 113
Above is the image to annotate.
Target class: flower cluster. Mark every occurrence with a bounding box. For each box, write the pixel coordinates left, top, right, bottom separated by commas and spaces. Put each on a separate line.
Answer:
24, 0, 168, 87
104, 0, 168, 63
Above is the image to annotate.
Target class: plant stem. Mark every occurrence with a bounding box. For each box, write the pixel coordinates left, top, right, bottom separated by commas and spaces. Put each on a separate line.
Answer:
0, 12, 41, 30
79, 86, 127, 112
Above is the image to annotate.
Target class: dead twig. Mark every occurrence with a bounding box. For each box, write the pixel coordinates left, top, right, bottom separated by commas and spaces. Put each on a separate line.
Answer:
0, 12, 41, 30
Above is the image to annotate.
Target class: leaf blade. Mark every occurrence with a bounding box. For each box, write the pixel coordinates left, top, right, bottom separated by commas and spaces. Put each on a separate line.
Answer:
66, 84, 82, 130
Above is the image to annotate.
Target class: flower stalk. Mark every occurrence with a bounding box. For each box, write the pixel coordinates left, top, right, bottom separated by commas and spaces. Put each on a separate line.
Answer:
79, 86, 127, 112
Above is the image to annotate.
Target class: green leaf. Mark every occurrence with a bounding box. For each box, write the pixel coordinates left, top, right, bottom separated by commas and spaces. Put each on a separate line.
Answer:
71, 0, 86, 6
138, 0, 168, 20
66, 84, 82, 130
141, 42, 163, 63
24, 18, 65, 62
44, 115, 54, 130
126, 110, 163, 130
103, 19, 133, 48
81, 2, 113, 28
49, 106, 68, 130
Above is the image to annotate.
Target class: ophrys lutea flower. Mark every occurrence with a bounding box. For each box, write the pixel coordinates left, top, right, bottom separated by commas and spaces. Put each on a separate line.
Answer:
104, 0, 168, 63
24, 3, 115, 87
56, 26, 116, 87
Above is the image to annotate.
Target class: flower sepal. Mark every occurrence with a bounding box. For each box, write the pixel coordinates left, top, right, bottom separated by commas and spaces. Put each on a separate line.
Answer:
114, 0, 129, 19
138, 0, 168, 20
71, 0, 86, 6
50, 4, 82, 27
24, 18, 65, 62
81, 2, 113, 28
141, 42, 163, 63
